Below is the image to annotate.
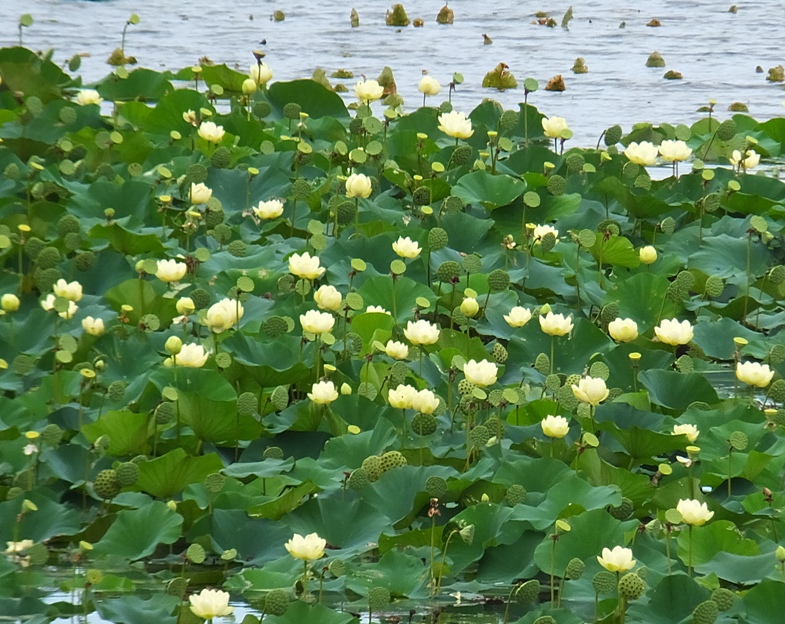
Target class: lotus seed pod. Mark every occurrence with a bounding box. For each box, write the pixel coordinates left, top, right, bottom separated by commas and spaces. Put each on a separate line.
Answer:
328, 559, 346, 577
368, 586, 391, 610
204, 472, 226, 493
485, 415, 504, 438
458, 379, 477, 396
565, 557, 586, 580
534, 353, 551, 375
491, 343, 508, 364
427, 227, 449, 251
545, 374, 561, 393
497, 110, 519, 133
94, 435, 111, 455
336, 200, 356, 224
593, 570, 617, 595
412, 186, 431, 206
768, 379, 785, 403
93, 469, 120, 500
608, 497, 635, 520
290, 179, 311, 201
189, 288, 212, 310
348, 468, 370, 490
437, 101, 453, 115
263, 446, 284, 460
63, 232, 81, 251
589, 361, 610, 380
186, 543, 206, 564
675, 270, 695, 290
450, 145, 472, 168
540, 232, 557, 252
75, 250, 96, 271
348, 117, 364, 135
41, 423, 64, 447
411, 412, 438, 435
35, 246, 61, 270
675, 354, 694, 373
115, 462, 139, 487
107, 381, 127, 403
716, 119, 737, 141
487, 269, 511, 292
362, 455, 383, 481
130, 455, 148, 465
556, 385, 578, 408
516, 579, 540, 603
660, 216, 676, 235
345, 333, 364, 355
769, 265, 785, 284
442, 196, 465, 216
13, 354, 35, 376
469, 424, 491, 448
604, 124, 623, 146
358, 383, 378, 401
436, 260, 461, 283
600, 302, 619, 324
205, 207, 224, 229
770, 344, 785, 364
546, 174, 567, 196
617, 573, 645, 601
390, 361, 409, 385
155, 401, 176, 424
186, 163, 209, 184
253, 101, 272, 118
283, 102, 302, 120
711, 588, 734, 611
505, 484, 527, 506
264, 589, 289, 616
96, 163, 115, 179
692, 599, 719, 624
533, 617, 556, 624
566, 153, 585, 173
262, 316, 288, 338
237, 392, 258, 416
451, 307, 469, 328
704, 275, 724, 298
56, 214, 80, 237
4, 162, 20, 179
380, 450, 407, 472
227, 240, 247, 258
623, 162, 641, 179
425, 475, 448, 497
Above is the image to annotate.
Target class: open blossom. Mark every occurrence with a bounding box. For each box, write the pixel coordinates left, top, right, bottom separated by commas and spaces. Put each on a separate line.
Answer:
438, 110, 474, 139
206, 298, 244, 333
608, 318, 638, 343
41, 294, 78, 319
463, 359, 498, 387
189, 588, 234, 619
388, 384, 417, 409
289, 252, 325, 280
658, 140, 692, 162
676, 498, 714, 526
76, 89, 103, 106
412, 389, 439, 414
539, 312, 573, 336
504, 306, 532, 328
541, 415, 570, 438
572, 376, 609, 406
53, 279, 83, 302
736, 361, 774, 388
418, 75, 441, 97
392, 236, 421, 259
253, 199, 284, 219
366, 305, 390, 314
285, 532, 326, 560
190, 182, 212, 205
173, 343, 209, 368
404, 319, 440, 345
82, 316, 105, 336
314, 285, 342, 311
197, 120, 225, 144
250, 62, 273, 85
345, 173, 372, 199
384, 340, 409, 359
654, 318, 693, 346
354, 78, 384, 103
156, 259, 187, 283
533, 224, 559, 244
672, 423, 699, 443
597, 546, 636, 572
542, 116, 569, 139
624, 141, 658, 166
300, 309, 335, 334
729, 149, 760, 169
182, 110, 198, 126
308, 380, 338, 404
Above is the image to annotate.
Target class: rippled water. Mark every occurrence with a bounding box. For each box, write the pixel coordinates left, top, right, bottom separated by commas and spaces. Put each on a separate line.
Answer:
2, 0, 785, 145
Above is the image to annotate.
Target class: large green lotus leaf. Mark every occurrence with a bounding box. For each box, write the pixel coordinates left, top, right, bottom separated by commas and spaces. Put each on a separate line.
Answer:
97, 69, 173, 102
439, 210, 495, 253
267, 79, 349, 120
497, 145, 559, 177
264, 600, 356, 624
468, 100, 503, 138
198, 63, 247, 93
348, 312, 395, 353
82, 409, 150, 457
120, 88, 207, 135
638, 370, 719, 410
676, 520, 759, 568
148, 366, 237, 402
0, 491, 81, 543
696, 549, 779, 584
93, 501, 183, 560
246, 481, 320, 520
285, 490, 393, 555
512, 476, 621, 531
177, 391, 259, 444
576, 449, 654, 507
345, 549, 428, 598
602, 425, 684, 466
590, 176, 674, 218
226, 556, 301, 592
66, 179, 154, 228
208, 509, 294, 565
442, 503, 524, 575
687, 233, 770, 280
476, 531, 542, 583
533, 508, 631, 575
603, 272, 679, 331
88, 223, 165, 256
222, 457, 295, 479
0, 47, 76, 101
692, 317, 761, 360
626, 573, 709, 624
103, 278, 176, 326
743, 579, 785, 624
95, 595, 178, 624
135, 448, 223, 499
588, 234, 640, 269
452, 170, 525, 210
39, 444, 92, 485
320, 418, 398, 470
219, 333, 311, 387
493, 456, 573, 492
358, 275, 436, 324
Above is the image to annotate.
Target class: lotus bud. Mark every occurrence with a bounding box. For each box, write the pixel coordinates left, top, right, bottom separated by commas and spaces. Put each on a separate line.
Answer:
165, 336, 183, 355
242, 78, 257, 95
341, 383, 352, 395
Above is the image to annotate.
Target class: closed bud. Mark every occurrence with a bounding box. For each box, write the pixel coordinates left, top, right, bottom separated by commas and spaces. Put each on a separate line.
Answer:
165, 336, 183, 355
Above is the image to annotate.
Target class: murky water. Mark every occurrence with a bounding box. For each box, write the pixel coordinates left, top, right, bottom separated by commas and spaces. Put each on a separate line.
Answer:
1, 0, 784, 145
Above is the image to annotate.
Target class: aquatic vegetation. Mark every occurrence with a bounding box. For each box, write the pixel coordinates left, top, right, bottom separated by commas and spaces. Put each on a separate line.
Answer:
482, 62, 518, 90
2, 43, 785, 624
386, 3, 410, 27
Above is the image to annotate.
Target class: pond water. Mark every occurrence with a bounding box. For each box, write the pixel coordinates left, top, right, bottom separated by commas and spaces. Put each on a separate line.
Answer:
1, 0, 784, 146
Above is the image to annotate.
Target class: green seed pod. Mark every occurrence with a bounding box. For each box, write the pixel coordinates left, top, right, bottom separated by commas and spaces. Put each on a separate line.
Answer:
93, 469, 120, 500
660, 216, 676, 235
411, 412, 437, 436
437, 101, 453, 114
290, 178, 311, 200
35, 246, 61, 269
361, 455, 383, 481
608, 497, 635, 520
540, 232, 557, 252
704, 275, 724, 298
449, 145, 472, 167
515, 579, 540, 603
487, 269, 511, 291
155, 401, 176, 424
380, 450, 406, 472
27, 542, 49, 566
204, 207, 225, 229
56, 214, 81, 237
328, 559, 346, 577
264, 589, 289, 616
711, 588, 734, 612
505, 484, 527, 506
263, 446, 284, 460
336, 200, 356, 224
204, 472, 226, 493
565, 557, 586, 580
186, 163, 209, 184
457, 379, 477, 396
75, 250, 96, 271
441, 195, 465, 213
347, 468, 369, 490
547, 174, 567, 196
283, 102, 302, 120
115, 462, 139, 487
227, 240, 247, 257
692, 599, 719, 624
189, 288, 211, 310
593, 570, 617, 595
617, 573, 645, 601
237, 392, 257, 416
412, 186, 431, 206
469, 424, 491, 447
589, 361, 610, 380
534, 353, 551, 375
428, 227, 449, 250
769, 265, 785, 284
768, 379, 785, 403
41, 423, 64, 447
95, 163, 115, 179
532, 617, 556, 624
24, 236, 46, 260
436, 260, 461, 283
600, 302, 619, 324
716, 119, 737, 141
604, 124, 623, 146
499, 110, 519, 132
491, 343, 508, 363
545, 374, 562, 393
107, 380, 126, 403
368, 586, 391, 611
253, 101, 272, 118
566, 153, 585, 173
425, 475, 448, 498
